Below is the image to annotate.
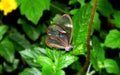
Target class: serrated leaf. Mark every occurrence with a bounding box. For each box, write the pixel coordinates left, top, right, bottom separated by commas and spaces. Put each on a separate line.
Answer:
57, 54, 78, 69
104, 29, 120, 49
19, 47, 46, 67
72, 3, 92, 53
111, 10, 120, 28
19, 0, 50, 24
18, 19, 42, 41
104, 59, 119, 74
18, 67, 41, 75
0, 25, 8, 40
8, 28, 31, 50
42, 66, 65, 75
3, 59, 19, 72
34, 56, 55, 67
0, 38, 15, 63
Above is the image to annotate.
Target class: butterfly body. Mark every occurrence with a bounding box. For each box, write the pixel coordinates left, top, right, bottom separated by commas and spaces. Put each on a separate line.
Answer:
46, 14, 73, 51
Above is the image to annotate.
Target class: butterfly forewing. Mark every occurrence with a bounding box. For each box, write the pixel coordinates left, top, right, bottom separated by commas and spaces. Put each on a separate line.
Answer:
46, 14, 73, 51
54, 14, 73, 43
47, 24, 69, 45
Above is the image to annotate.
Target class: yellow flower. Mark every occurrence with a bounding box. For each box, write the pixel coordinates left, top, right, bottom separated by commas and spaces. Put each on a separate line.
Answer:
0, 0, 17, 16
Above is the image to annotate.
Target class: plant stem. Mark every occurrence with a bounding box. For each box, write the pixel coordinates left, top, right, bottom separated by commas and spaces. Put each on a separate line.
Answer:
50, 3, 69, 14
77, 0, 98, 75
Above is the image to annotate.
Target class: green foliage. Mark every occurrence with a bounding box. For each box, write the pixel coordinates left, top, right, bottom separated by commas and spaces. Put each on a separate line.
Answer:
17, 0, 50, 24
104, 29, 120, 49
0, 0, 120, 75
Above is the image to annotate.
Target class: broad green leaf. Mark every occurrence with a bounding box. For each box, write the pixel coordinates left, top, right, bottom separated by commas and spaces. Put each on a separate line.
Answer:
34, 56, 55, 67
8, 28, 31, 50
91, 36, 105, 71
111, 10, 120, 28
91, 0, 114, 17
19, 47, 46, 67
0, 25, 8, 40
0, 38, 15, 63
18, 0, 50, 24
18, 19, 42, 41
104, 59, 119, 74
72, 3, 92, 54
42, 66, 65, 75
57, 54, 78, 69
104, 29, 120, 49
3, 59, 19, 72
18, 67, 41, 75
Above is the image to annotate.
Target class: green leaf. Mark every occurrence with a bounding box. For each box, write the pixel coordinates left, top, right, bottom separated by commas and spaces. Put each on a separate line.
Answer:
0, 25, 8, 40
0, 38, 15, 63
34, 56, 55, 67
57, 54, 78, 69
104, 59, 119, 74
104, 29, 120, 49
19, 0, 50, 24
42, 66, 65, 75
72, 3, 92, 54
3, 59, 19, 72
46, 48, 65, 61
77, 0, 85, 6
18, 19, 42, 41
18, 67, 41, 75
92, 12, 100, 32
19, 47, 46, 67
111, 10, 120, 28
90, 0, 114, 17
8, 28, 31, 50
91, 36, 105, 71
69, 0, 77, 5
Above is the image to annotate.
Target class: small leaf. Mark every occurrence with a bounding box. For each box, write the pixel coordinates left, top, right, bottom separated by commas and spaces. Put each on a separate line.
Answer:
18, 67, 41, 75
57, 54, 78, 69
3, 59, 19, 72
18, 0, 50, 24
104, 59, 119, 74
0, 25, 8, 40
104, 29, 120, 49
0, 38, 15, 63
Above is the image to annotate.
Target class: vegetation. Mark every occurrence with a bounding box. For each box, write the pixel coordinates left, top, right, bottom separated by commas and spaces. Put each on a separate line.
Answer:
0, 0, 120, 75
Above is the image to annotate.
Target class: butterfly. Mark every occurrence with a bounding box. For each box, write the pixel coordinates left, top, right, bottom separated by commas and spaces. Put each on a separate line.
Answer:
45, 14, 73, 51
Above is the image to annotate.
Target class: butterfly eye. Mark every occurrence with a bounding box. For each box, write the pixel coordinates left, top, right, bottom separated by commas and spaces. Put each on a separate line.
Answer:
46, 14, 73, 51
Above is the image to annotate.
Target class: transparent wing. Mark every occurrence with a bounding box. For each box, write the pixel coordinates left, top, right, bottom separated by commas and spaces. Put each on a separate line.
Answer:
47, 24, 69, 44
54, 14, 73, 43
46, 36, 66, 49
